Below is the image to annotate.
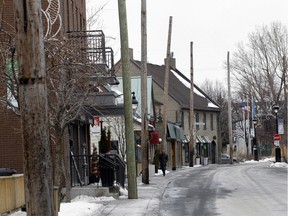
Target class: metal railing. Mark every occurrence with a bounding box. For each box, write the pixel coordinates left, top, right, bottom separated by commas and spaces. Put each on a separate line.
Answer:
70, 152, 125, 188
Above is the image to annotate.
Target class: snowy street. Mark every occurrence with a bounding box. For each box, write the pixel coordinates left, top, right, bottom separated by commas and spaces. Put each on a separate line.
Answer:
8, 160, 287, 216
160, 161, 288, 216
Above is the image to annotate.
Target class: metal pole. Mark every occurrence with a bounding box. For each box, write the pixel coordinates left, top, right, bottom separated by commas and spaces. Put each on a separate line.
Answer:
253, 122, 258, 161
275, 112, 281, 162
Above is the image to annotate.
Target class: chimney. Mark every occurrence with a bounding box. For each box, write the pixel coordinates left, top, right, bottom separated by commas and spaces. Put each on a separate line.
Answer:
164, 52, 176, 69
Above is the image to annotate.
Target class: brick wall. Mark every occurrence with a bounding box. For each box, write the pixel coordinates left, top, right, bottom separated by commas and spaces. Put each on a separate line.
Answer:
0, 108, 24, 173
0, 0, 87, 173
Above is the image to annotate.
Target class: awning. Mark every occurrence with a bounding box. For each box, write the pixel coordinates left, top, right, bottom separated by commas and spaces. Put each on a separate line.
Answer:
167, 123, 177, 139
202, 136, 211, 143
174, 125, 185, 140
185, 134, 210, 143
167, 123, 185, 140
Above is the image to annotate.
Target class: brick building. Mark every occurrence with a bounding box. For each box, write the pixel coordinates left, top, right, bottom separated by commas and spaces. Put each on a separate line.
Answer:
0, 0, 87, 173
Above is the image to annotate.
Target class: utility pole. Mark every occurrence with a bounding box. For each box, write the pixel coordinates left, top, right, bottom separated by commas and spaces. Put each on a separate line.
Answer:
189, 42, 194, 167
162, 16, 173, 153
118, 0, 138, 199
141, 0, 149, 184
227, 51, 233, 164
13, 0, 54, 215
283, 55, 287, 162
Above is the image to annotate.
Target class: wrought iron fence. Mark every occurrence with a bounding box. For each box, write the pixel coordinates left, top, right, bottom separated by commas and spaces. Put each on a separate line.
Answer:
70, 152, 125, 188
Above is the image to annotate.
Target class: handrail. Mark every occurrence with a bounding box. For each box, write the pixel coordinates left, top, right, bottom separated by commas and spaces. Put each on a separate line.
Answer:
70, 153, 125, 187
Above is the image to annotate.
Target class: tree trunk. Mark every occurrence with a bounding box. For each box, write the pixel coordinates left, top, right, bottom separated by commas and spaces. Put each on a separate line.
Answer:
13, 0, 54, 215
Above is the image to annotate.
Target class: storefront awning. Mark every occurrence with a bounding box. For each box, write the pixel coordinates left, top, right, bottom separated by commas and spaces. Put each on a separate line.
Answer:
167, 123, 177, 139
174, 125, 185, 140
184, 135, 212, 143
167, 123, 185, 140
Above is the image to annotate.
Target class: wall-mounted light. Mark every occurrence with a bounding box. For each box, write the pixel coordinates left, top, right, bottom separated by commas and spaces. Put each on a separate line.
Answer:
131, 92, 138, 110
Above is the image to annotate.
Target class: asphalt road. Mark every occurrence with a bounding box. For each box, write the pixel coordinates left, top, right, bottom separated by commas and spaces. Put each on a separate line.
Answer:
159, 162, 288, 216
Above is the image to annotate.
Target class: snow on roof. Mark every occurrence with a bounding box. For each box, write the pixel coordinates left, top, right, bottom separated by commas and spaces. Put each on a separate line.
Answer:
172, 71, 220, 109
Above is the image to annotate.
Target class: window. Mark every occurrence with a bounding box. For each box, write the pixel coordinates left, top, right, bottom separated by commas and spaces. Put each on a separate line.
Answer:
6, 59, 18, 108
210, 113, 214, 130
196, 113, 199, 130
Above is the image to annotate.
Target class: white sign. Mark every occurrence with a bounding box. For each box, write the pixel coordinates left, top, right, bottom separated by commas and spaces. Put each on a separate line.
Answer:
274, 140, 280, 146
278, 118, 284, 135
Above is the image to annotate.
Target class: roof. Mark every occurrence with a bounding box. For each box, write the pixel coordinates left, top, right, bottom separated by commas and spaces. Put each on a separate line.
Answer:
131, 60, 221, 112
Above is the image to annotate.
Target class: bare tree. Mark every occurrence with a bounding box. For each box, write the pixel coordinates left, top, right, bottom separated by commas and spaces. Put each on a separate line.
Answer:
231, 22, 287, 115
103, 116, 127, 160
1, 2, 110, 203
200, 79, 230, 148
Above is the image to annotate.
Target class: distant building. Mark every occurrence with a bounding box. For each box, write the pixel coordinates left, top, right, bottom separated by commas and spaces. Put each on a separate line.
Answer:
115, 49, 221, 168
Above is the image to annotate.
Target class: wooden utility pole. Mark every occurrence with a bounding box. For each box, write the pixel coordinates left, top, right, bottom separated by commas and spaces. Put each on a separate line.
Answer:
283, 55, 287, 162
118, 0, 138, 199
227, 51, 233, 164
141, 0, 149, 184
13, 0, 54, 215
189, 42, 194, 167
162, 16, 173, 153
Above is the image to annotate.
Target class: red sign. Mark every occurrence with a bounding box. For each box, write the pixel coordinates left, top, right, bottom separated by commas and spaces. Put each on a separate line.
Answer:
150, 131, 160, 144
274, 134, 281, 141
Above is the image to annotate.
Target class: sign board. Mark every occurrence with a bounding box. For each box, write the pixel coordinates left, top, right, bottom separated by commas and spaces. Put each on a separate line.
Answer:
274, 134, 281, 141
274, 140, 280, 147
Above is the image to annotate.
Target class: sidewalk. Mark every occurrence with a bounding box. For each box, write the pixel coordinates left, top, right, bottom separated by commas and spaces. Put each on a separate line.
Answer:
98, 168, 190, 216
7, 167, 193, 216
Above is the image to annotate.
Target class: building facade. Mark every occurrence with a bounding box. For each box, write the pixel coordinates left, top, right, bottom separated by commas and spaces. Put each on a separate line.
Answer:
0, 0, 87, 173
115, 49, 221, 169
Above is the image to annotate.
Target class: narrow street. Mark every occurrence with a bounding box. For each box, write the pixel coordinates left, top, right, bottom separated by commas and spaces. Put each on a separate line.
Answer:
160, 162, 287, 216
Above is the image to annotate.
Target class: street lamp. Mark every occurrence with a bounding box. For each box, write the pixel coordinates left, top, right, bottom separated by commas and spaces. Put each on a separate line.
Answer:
131, 92, 138, 112
252, 118, 258, 161
272, 104, 281, 162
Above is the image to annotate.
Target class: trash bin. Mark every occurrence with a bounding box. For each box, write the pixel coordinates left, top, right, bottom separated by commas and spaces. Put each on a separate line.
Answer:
0, 168, 17, 176
195, 157, 200, 165
204, 157, 208, 165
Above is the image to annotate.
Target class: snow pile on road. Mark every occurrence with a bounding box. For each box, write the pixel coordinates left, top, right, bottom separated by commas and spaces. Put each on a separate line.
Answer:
269, 162, 288, 168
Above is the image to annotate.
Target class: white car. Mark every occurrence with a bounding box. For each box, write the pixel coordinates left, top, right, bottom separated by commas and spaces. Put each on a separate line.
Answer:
220, 154, 231, 164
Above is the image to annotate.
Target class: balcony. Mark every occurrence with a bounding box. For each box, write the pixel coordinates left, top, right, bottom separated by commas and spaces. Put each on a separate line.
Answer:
66, 30, 115, 79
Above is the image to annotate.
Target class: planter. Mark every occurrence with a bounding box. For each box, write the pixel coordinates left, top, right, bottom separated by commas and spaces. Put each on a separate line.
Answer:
204, 157, 208, 165
155, 165, 158, 173
195, 157, 200, 165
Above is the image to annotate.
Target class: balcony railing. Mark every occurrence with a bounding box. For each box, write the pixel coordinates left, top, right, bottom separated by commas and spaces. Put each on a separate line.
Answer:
66, 30, 115, 77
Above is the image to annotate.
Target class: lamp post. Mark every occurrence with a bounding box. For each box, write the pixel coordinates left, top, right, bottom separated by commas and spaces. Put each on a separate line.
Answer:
252, 118, 258, 161
272, 104, 281, 162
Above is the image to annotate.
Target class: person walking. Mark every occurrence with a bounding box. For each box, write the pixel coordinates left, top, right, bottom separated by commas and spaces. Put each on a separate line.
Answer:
159, 150, 168, 176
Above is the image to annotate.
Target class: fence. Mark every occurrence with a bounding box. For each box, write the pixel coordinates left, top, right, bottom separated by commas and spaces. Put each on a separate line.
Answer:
0, 174, 25, 214
71, 153, 126, 188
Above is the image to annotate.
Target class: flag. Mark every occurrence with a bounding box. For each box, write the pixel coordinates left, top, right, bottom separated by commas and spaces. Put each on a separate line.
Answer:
242, 99, 250, 119
252, 100, 257, 119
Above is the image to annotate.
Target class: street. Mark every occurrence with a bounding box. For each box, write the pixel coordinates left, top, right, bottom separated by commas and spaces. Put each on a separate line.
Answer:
159, 162, 288, 216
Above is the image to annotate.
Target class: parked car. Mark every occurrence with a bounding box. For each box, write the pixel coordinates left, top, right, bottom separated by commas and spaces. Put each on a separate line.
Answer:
220, 154, 231, 164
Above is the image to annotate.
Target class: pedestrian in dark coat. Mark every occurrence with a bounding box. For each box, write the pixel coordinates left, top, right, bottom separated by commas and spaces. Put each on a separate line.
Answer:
159, 150, 168, 176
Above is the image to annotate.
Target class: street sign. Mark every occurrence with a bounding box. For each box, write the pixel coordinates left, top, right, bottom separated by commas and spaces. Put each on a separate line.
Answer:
274, 140, 280, 147
274, 134, 281, 141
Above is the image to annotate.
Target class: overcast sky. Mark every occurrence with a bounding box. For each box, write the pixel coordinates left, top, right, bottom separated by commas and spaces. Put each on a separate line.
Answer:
86, 0, 287, 85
